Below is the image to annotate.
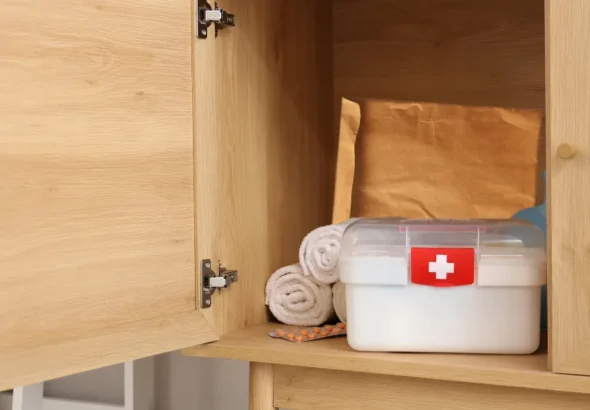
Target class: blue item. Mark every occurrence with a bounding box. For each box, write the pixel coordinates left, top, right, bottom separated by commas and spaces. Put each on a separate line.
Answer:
511, 172, 547, 330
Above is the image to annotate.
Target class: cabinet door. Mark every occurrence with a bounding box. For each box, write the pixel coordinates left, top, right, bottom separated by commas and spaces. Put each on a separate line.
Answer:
0, 0, 217, 389
547, 0, 590, 375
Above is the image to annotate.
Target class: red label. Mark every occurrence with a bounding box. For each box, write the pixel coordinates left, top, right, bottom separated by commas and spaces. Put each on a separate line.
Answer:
410, 247, 475, 287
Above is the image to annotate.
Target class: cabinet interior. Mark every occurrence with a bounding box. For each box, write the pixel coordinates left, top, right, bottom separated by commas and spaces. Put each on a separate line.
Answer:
206, 0, 546, 332
189, 0, 551, 377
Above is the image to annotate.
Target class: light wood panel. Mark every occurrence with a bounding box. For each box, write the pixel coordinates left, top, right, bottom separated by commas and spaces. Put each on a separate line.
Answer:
274, 365, 590, 410
0, 0, 216, 389
0, 311, 216, 391
249, 363, 276, 410
193, 0, 334, 335
184, 323, 590, 394
546, 0, 590, 375
334, 0, 545, 108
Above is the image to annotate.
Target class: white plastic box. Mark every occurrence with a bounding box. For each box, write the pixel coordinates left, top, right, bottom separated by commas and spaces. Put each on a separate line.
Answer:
339, 218, 546, 354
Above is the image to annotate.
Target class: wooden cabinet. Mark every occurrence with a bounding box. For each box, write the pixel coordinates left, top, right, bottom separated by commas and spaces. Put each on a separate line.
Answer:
189, 1, 590, 408
1, 0, 590, 403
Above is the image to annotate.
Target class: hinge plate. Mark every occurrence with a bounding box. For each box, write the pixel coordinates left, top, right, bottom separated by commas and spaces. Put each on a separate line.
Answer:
200, 259, 238, 309
197, 0, 235, 39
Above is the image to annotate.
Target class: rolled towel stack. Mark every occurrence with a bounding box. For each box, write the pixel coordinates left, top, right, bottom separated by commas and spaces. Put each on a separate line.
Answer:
332, 281, 347, 323
265, 219, 356, 326
265, 264, 335, 326
299, 219, 358, 284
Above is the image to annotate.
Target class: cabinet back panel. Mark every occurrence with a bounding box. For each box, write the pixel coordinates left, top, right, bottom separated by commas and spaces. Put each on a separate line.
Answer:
334, 0, 545, 109
194, 0, 334, 334
334, 0, 546, 204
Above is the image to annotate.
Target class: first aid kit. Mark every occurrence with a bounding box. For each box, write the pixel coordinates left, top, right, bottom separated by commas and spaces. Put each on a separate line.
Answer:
339, 218, 546, 354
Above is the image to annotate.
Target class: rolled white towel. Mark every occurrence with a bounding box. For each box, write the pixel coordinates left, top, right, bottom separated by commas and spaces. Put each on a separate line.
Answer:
332, 281, 347, 323
299, 218, 358, 285
265, 264, 334, 326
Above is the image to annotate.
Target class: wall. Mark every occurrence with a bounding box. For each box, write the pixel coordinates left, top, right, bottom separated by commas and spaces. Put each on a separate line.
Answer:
154, 353, 250, 410
24, 354, 249, 410
44, 364, 124, 405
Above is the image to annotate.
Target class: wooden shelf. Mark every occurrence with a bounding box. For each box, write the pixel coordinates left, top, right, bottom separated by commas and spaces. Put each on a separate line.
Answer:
183, 323, 590, 394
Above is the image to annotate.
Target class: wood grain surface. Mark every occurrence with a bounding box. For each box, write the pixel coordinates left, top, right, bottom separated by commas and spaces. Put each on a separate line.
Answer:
334, 0, 545, 108
250, 363, 276, 410
0, 0, 214, 389
274, 365, 590, 410
194, 0, 334, 335
546, 0, 590, 376
184, 323, 590, 394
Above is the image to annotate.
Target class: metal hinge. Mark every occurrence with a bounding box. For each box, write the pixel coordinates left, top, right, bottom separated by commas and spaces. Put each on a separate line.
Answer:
200, 259, 238, 308
197, 0, 235, 39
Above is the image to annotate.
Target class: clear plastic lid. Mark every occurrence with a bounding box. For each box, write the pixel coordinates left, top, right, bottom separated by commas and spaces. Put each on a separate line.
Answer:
339, 218, 546, 287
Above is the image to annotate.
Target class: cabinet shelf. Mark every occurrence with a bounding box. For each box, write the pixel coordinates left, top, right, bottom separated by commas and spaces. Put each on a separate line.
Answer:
183, 323, 590, 394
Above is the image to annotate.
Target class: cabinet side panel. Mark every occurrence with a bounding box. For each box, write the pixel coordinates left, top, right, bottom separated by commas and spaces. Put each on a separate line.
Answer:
546, 0, 590, 375
194, 0, 334, 334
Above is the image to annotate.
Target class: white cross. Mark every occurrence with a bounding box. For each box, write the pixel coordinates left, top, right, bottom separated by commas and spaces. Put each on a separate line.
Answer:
429, 254, 454, 280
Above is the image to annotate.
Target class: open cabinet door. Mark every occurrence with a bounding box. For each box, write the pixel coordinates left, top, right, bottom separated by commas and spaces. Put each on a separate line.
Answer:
547, 0, 590, 376
0, 0, 217, 390
193, 0, 334, 336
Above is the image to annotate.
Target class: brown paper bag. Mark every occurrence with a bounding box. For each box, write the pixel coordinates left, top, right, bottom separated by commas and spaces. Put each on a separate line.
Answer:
332, 98, 361, 224
333, 98, 543, 222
